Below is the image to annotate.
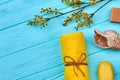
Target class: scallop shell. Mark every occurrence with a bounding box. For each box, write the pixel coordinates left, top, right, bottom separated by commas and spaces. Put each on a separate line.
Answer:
94, 29, 120, 50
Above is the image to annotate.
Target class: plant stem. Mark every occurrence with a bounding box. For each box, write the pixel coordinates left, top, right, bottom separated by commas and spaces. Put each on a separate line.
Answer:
90, 0, 112, 17
28, 0, 111, 30
46, 0, 106, 21
47, 5, 90, 21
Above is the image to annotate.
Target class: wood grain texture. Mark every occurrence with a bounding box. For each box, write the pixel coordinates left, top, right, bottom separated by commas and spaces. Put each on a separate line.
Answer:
0, 0, 120, 80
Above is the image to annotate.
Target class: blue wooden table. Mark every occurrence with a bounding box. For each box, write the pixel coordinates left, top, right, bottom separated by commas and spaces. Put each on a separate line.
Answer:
0, 0, 120, 80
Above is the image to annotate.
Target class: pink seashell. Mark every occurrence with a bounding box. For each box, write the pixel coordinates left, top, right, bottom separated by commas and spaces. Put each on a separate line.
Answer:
94, 29, 120, 50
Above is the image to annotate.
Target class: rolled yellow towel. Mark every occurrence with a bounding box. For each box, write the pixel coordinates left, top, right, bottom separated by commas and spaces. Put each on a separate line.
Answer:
60, 32, 90, 80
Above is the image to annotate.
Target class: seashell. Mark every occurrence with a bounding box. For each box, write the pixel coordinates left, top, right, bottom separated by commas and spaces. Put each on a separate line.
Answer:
94, 29, 120, 50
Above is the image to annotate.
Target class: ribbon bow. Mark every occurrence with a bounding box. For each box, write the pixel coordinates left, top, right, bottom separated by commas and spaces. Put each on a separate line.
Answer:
64, 53, 88, 77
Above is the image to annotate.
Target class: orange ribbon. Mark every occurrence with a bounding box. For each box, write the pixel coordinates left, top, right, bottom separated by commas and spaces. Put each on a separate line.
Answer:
64, 53, 88, 77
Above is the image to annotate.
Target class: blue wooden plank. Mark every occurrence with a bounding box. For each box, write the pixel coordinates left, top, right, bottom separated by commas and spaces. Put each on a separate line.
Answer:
0, 19, 120, 59
0, 36, 119, 80
0, 0, 69, 30
0, 0, 120, 80
1, 0, 119, 31
0, 0, 12, 5
0, 38, 64, 80
0, 0, 118, 58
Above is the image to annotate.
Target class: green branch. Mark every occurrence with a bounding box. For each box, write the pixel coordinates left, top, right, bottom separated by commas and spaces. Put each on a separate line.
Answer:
28, 0, 111, 30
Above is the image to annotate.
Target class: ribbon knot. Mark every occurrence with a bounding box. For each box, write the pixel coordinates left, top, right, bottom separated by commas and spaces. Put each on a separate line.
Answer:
64, 53, 88, 77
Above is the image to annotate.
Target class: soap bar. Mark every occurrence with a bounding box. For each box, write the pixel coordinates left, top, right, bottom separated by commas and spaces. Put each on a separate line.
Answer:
98, 61, 114, 80
60, 32, 90, 80
111, 7, 120, 22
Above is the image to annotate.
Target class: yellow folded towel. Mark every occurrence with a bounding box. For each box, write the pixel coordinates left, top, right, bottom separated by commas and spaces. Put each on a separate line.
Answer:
60, 32, 90, 80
